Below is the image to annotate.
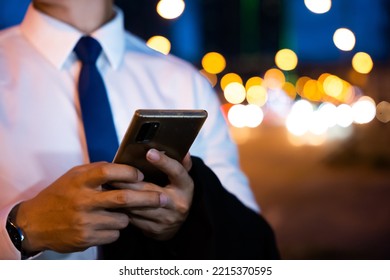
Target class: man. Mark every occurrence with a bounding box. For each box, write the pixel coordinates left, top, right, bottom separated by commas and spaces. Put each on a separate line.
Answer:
0, 0, 277, 259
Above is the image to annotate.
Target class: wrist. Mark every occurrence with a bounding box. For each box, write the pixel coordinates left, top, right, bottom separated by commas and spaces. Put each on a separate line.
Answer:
6, 203, 40, 259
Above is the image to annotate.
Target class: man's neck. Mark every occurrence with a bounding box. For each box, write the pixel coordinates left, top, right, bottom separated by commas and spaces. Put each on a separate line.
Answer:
33, 0, 115, 34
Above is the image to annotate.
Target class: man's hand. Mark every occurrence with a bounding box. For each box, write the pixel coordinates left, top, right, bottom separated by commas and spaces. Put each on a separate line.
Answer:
121, 149, 195, 240
16, 162, 163, 254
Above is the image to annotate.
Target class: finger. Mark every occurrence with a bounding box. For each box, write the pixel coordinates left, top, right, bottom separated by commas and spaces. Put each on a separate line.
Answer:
126, 208, 168, 223
127, 214, 180, 240
94, 189, 162, 209
109, 181, 151, 191
182, 153, 192, 172
84, 162, 144, 188
109, 181, 166, 194
91, 210, 130, 230
91, 230, 121, 246
146, 149, 192, 187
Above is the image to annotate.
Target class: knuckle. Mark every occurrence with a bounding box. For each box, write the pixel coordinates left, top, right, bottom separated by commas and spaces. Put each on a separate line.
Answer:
114, 191, 130, 206
73, 229, 93, 248
72, 196, 91, 211
96, 163, 111, 178
175, 200, 191, 217
151, 192, 161, 206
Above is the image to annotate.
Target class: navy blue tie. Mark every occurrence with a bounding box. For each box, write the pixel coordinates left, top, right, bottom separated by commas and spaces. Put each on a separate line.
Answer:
74, 36, 119, 162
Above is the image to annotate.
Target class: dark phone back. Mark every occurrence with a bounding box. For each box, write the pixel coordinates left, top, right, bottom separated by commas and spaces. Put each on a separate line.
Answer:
113, 109, 208, 186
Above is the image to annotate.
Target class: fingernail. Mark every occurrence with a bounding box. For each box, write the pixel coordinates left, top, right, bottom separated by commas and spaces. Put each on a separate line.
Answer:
159, 193, 168, 207
147, 149, 160, 162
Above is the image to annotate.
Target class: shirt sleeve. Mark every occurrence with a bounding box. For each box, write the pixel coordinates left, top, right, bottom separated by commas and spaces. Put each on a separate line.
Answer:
189, 73, 260, 212
0, 206, 22, 260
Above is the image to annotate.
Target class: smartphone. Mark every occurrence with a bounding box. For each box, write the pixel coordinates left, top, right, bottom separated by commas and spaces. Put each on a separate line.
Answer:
113, 109, 208, 186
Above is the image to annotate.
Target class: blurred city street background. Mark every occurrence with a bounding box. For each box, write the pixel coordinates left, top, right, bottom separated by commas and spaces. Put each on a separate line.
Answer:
1, 0, 389, 259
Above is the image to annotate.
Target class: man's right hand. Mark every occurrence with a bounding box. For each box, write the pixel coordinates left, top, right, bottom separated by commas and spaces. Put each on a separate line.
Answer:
15, 162, 162, 254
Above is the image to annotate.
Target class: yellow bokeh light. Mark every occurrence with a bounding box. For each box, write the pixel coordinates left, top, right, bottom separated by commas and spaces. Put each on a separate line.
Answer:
275, 49, 298, 71
296, 76, 311, 96
282, 82, 297, 100
264, 68, 285, 89
157, 0, 185, 20
245, 76, 263, 91
146, 35, 171, 55
352, 52, 374, 74
220, 73, 243, 91
201, 52, 226, 74
333, 28, 356, 51
323, 75, 343, 99
318, 73, 331, 85
246, 85, 268, 106
303, 79, 322, 101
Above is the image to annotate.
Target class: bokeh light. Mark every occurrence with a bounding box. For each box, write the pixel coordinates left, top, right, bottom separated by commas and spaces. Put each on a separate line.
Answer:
304, 0, 332, 14
333, 28, 356, 51
376, 101, 390, 123
296, 76, 311, 97
202, 52, 226, 74
282, 82, 297, 100
146, 35, 171, 55
323, 75, 343, 100
156, 0, 185, 20
227, 104, 264, 128
245, 105, 264, 128
286, 100, 314, 136
275, 49, 298, 71
352, 96, 376, 124
224, 82, 246, 104
336, 104, 354, 127
220, 73, 243, 91
303, 79, 322, 101
352, 52, 374, 74
318, 102, 338, 128
245, 76, 263, 91
228, 104, 247, 128
264, 68, 285, 89
246, 85, 268, 106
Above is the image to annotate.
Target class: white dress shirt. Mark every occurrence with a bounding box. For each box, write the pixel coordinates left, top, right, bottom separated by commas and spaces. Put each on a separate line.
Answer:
0, 5, 259, 260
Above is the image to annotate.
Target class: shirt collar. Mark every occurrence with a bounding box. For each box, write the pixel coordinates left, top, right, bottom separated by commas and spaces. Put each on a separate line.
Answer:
20, 4, 125, 70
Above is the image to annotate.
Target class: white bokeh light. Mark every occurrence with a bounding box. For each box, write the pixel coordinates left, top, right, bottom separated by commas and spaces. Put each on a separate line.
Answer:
309, 110, 329, 135
157, 0, 185, 20
286, 100, 314, 136
336, 104, 354, 127
304, 0, 332, 14
228, 104, 247, 128
224, 82, 246, 104
245, 105, 264, 128
333, 28, 356, 51
318, 102, 338, 128
352, 96, 377, 124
